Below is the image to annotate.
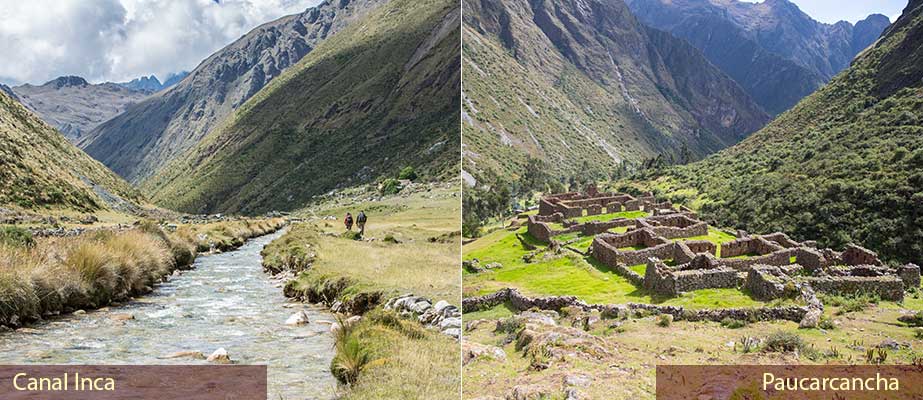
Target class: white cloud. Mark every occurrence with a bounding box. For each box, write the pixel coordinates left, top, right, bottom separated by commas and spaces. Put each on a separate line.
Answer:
0, 0, 322, 85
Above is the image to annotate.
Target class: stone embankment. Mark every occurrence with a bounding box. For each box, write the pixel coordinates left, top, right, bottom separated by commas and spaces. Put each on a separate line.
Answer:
462, 287, 811, 324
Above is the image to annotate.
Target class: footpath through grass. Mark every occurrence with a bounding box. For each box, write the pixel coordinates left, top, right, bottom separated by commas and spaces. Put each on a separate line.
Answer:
266, 183, 460, 400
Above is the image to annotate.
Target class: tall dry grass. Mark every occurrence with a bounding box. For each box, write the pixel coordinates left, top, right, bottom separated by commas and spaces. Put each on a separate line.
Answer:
0, 218, 286, 328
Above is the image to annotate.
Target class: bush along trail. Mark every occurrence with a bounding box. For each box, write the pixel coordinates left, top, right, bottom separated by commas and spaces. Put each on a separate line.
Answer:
0, 217, 285, 330
261, 183, 461, 400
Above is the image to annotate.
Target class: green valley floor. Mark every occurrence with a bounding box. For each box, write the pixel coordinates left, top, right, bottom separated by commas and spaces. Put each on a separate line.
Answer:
462, 215, 923, 400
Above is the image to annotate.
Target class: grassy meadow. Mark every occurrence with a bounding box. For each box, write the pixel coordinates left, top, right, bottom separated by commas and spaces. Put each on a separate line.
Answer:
265, 183, 460, 400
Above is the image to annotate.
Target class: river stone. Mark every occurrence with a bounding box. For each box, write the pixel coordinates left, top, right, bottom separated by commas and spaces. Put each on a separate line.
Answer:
162, 351, 205, 360
442, 328, 460, 338
207, 348, 231, 363
110, 313, 134, 321
73, 310, 86, 315
285, 311, 310, 325
346, 315, 362, 325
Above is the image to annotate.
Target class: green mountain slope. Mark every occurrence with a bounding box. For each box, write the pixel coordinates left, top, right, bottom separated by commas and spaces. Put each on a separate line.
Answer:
0, 90, 143, 212
462, 0, 769, 187
144, 0, 459, 214
79, 0, 388, 183
640, 0, 923, 264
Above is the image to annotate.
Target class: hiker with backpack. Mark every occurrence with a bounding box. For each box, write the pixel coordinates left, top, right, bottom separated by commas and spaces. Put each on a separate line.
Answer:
356, 211, 367, 236
344, 212, 354, 231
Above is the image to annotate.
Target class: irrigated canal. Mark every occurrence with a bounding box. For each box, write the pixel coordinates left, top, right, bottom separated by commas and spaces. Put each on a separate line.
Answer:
0, 230, 336, 400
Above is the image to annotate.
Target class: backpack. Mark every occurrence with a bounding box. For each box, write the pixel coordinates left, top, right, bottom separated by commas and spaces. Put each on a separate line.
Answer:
357, 212, 367, 223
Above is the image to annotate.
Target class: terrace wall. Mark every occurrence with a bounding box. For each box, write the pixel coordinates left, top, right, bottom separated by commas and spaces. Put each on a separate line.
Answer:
804, 276, 904, 301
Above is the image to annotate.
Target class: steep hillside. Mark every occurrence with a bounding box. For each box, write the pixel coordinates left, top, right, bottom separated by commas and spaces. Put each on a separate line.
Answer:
12, 76, 151, 142
144, 0, 459, 214
462, 0, 769, 187
626, 0, 890, 115
0, 90, 143, 212
79, 0, 388, 183
638, 0, 923, 264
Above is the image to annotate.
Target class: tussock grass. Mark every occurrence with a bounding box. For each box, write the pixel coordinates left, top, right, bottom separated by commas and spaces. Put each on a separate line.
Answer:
336, 310, 459, 400
0, 218, 284, 328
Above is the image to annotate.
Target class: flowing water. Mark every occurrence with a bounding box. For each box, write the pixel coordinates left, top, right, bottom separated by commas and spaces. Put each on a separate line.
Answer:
0, 230, 337, 399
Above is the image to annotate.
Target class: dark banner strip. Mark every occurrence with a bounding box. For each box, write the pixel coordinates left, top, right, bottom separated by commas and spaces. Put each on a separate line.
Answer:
0, 365, 266, 399
657, 365, 923, 400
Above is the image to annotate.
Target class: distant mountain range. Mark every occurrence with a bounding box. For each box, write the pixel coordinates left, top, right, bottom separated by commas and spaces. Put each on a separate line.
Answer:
625, 0, 891, 114
79, 0, 390, 184
462, 0, 769, 187
10, 76, 152, 142
117, 71, 189, 92
645, 0, 923, 263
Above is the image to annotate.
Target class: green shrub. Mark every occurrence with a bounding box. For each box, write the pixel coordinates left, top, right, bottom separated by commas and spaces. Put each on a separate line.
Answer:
763, 331, 808, 353
0, 226, 33, 247
398, 166, 418, 181
720, 317, 748, 329
818, 316, 836, 330
494, 317, 524, 334
657, 314, 673, 327
380, 178, 402, 195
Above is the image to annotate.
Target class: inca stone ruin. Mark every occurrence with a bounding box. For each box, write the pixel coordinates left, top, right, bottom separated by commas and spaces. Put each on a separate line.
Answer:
527, 186, 921, 315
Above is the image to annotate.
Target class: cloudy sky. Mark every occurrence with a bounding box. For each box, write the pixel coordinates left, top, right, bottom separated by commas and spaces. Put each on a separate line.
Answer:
740, 0, 906, 24
0, 0, 322, 86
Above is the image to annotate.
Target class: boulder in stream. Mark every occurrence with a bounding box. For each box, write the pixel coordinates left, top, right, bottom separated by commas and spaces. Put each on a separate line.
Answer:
207, 348, 232, 364
285, 310, 310, 325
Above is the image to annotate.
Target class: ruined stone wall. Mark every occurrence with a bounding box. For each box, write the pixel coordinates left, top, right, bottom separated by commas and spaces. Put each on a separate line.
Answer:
804, 276, 904, 301
720, 237, 784, 258
762, 232, 800, 248
898, 264, 921, 289
841, 244, 882, 266
745, 265, 799, 301
624, 199, 640, 211
648, 222, 708, 240
527, 219, 553, 243
685, 240, 717, 256
792, 247, 825, 272
719, 249, 796, 271
673, 268, 739, 294
580, 218, 635, 236
462, 288, 810, 323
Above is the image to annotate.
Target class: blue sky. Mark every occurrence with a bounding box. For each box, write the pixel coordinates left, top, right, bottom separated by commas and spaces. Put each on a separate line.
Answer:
741, 0, 907, 24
